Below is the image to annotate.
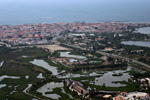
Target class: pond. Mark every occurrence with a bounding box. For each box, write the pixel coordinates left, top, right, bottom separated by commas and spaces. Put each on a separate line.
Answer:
57, 73, 86, 78
90, 68, 131, 87
0, 61, 4, 67
37, 73, 44, 79
8, 85, 19, 96
57, 71, 101, 79
61, 88, 74, 99
23, 84, 32, 93
44, 94, 61, 99
37, 82, 63, 99
0, 84, 6, 89
135, 27, 150, 34
0, 75, 20, 82
30, 59, 58, 75
58, 68, 131, 87
25, 76, 29, 79
59, 52, 86, 59
121, 41, 150, 47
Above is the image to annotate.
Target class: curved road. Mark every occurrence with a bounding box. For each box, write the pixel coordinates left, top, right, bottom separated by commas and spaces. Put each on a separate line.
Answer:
62, 43, 150, 69
96, 51, 150, 69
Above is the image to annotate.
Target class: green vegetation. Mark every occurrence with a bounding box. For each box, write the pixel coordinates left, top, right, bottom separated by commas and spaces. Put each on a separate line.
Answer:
29, 79, 77, 100
43, 58, 70, 72
71, 76, 99, 82
112, 73, 123, 76
0, 47, 56, 100
53, 52, 60, 57
60, 43, 102, 57
45, 88, 76, 100
7, 92, 33, 100
72, 63, 127, 72
0, 47, 49, 61
1, 32, 150, 100
83, 81, 139, 92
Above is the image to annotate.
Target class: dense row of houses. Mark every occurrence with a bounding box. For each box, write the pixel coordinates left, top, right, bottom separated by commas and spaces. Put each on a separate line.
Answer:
113, 92, 150, 100
0, 22, 149, 45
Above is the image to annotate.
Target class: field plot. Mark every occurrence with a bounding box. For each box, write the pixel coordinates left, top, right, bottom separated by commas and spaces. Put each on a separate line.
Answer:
36, 45, 72, 52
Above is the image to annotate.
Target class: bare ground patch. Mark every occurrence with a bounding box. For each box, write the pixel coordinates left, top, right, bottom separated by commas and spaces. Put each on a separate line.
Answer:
36, 45, 72, 53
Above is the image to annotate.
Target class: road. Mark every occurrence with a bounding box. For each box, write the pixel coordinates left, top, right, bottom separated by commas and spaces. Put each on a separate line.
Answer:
62, 43, 150, 69
0, 42, 11, 47
62, 43, 86, 50
96, 51, 150, 69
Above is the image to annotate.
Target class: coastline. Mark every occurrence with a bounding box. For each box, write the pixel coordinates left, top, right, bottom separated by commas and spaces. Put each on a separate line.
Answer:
1, 21, 150, 26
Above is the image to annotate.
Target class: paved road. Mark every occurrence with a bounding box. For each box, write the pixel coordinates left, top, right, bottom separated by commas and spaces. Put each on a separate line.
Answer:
97, 51, 150, 69
62, 43, 86, 50
62, 43, 150, 69
0, 42, 11, 47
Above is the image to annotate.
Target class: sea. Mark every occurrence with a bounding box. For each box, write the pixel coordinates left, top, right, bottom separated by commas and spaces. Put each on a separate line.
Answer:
0, 0, 150, 25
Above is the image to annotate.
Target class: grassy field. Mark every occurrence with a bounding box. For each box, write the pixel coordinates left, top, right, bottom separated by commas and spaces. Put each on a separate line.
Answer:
0, 47, 52, 99
0, 46, 73, 100
0, 46, 147, 100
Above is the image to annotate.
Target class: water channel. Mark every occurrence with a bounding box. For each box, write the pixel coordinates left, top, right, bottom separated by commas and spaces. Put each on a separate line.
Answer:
30, 58, 133, 99
0, 61, 4, 67
135, 27, 150, 34
121, 41, 150, 47
37, 82, 63, 99
59, 51, 86, 59
90, 68, 131, 87
0, 75, 20, 82
0, 84, 6, 89
30, 59, 58, 75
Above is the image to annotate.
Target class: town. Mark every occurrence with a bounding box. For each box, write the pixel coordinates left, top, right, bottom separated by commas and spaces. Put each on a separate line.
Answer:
0, 22, 150, 45
1, 22, 150, 100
